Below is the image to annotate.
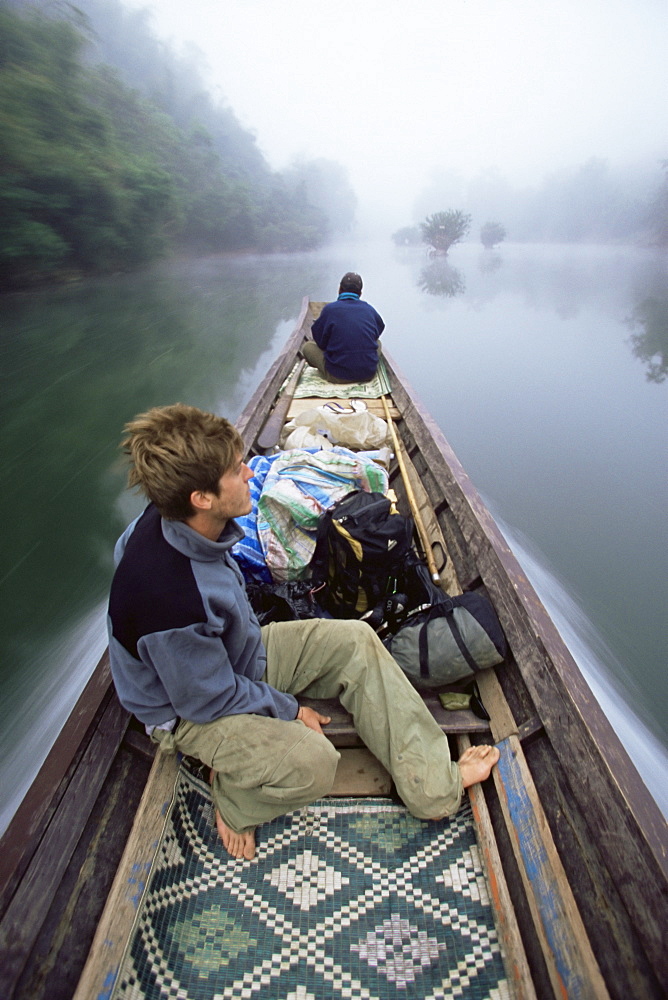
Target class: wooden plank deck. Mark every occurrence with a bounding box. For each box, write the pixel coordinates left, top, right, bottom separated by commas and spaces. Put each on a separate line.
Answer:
301, 693, 491, 745
74, 721, 495, 1000
476, 669, 610, 1000
459, 733, 537, 1000
0, 686, 131, 1000
73, 750, 179, 1000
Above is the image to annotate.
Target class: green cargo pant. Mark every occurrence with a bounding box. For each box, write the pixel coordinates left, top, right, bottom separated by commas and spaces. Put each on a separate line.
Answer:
155, 618, 462, 833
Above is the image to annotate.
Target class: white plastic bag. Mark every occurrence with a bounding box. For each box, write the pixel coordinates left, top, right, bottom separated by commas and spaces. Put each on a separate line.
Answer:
281, 423, 334, 450
281, 406, 390, 451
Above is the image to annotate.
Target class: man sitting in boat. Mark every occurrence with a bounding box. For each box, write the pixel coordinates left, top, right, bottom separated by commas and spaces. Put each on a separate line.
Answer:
107, 404, 500, 860
302, 272, 385, 383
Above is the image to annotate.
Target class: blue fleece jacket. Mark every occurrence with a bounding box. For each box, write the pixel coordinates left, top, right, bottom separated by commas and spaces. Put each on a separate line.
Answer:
107, 504, 298, 726
311, 296, 385, 381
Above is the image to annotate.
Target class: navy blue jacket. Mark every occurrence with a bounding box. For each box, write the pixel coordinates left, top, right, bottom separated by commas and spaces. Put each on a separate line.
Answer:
311, 296, 384, 381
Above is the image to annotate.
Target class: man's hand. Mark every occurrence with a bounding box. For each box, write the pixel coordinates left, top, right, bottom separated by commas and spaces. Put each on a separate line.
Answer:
296, 704, 331, 734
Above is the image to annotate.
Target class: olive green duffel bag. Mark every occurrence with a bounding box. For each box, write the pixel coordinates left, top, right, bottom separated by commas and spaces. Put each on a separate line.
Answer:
384, 591, 507, 687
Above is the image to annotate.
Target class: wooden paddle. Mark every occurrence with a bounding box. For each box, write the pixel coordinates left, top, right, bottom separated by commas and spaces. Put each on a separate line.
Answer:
256, 358, 306, 451
381, 394, 442, 584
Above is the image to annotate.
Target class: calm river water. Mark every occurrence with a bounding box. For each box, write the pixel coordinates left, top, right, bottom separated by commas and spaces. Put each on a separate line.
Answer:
1, 239, 666, 831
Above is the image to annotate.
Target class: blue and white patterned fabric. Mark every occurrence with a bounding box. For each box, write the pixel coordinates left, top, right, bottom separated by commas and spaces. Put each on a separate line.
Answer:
232, 448, 389, 583
232, 454, 280, 583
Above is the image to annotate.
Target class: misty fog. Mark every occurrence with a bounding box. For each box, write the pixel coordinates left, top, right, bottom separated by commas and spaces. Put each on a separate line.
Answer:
116, 0, 667, 234
3, 0, 666, 291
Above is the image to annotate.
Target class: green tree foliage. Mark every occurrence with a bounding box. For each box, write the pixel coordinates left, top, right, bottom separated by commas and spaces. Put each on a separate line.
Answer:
480, 221, 507, 249
0, 6, 175, 287
627, 296, 668, 383
415, 159, 663, 245
253, 180, 328, 253
71, 0, 344, 252
420, 210, 471, 255
76, 0, 269, 180
1, 1, 348, 288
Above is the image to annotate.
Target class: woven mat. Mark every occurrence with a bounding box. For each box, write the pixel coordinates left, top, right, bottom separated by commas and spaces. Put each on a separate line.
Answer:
111, 765, 510, 1000
293, 361, 392, 398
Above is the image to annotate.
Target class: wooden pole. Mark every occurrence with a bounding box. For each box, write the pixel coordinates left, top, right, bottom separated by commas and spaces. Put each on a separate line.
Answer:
381, 395, 441, 584
256, 359, 306, 451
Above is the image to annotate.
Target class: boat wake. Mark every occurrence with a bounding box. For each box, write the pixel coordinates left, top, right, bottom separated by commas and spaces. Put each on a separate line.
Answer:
0, 603, 108, 837
489, 505, 668, 819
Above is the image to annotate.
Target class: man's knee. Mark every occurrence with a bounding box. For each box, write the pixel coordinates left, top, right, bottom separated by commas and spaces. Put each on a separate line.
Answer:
332, 619, 388, 662
301, 341, 325, 372
322, 617, 374, 645
279, 730, 340, 801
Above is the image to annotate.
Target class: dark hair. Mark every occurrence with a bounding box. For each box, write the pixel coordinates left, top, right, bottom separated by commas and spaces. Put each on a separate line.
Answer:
339, 272, 363, 295
122, 404, 244, 520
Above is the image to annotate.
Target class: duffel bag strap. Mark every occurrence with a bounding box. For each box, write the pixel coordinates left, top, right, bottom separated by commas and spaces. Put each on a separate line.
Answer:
418, 600, 481, 679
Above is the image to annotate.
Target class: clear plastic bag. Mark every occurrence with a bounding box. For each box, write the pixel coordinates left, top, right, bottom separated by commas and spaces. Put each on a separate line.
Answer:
281, 405, 390, 451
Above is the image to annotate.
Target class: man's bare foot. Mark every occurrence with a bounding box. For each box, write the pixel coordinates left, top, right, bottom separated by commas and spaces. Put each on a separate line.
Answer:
215, 808, 256, 860
458, 744, 500, 788
209, 768, 256, 860
429, 744, 500, 820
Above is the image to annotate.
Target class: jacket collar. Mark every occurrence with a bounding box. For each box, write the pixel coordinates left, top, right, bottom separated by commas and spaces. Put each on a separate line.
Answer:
162, 516, 244, 561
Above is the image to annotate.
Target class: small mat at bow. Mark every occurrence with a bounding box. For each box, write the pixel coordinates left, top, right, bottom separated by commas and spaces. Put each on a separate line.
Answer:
294, 360, 392, 398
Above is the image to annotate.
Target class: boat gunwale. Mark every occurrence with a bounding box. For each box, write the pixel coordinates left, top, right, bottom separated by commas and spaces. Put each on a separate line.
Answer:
385, 351, 667, 865
0, 651, 118, 911
236, 295, 311, 448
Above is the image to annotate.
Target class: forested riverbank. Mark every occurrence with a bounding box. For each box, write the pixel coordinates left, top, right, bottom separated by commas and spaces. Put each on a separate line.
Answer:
0, 0, 356, 290
3, 0, 667, 297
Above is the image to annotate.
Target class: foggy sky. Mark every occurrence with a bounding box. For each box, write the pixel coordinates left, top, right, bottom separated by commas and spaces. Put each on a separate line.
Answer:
124, 0, 666, 225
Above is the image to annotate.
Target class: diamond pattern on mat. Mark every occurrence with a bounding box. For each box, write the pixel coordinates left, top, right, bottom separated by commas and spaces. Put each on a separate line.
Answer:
111, 766, 511, 1000
351, 914, 444, 985
265, 851, 349, 909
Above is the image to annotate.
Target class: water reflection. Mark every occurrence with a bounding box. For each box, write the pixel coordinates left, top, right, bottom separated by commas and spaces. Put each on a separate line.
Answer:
478, 251, 503, 274
626, 295, 668, 383
380, 240, 666, 753
399, 242, 668, 380
0, 251, 329, 832
0, 257, 314, 665
417, 259, 466, 298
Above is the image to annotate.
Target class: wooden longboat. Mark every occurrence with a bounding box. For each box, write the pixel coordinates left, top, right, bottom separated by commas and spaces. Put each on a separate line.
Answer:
1, 296, 666, 1000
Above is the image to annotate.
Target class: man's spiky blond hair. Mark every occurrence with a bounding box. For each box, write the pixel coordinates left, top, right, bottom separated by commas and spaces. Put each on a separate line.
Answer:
122, 403, 244, 520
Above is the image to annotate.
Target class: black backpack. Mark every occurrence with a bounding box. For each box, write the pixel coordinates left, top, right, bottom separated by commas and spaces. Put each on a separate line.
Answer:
310, 490, 414, 620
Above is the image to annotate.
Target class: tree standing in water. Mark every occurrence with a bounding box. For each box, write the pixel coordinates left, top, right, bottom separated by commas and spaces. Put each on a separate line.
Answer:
421, 210, 472, 255
480, 221, 507, 249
